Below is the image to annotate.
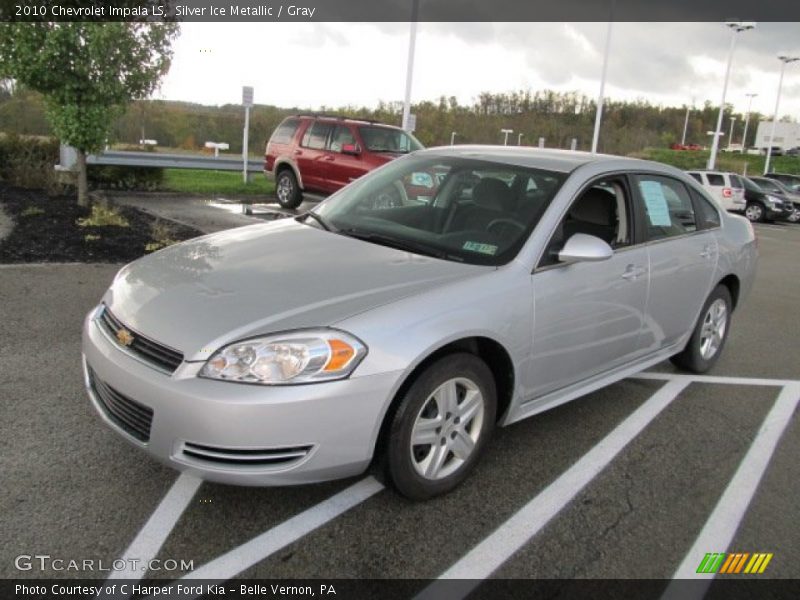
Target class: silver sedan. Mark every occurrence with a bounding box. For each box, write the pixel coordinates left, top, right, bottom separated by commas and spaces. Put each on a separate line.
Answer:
82, 147, 757, 499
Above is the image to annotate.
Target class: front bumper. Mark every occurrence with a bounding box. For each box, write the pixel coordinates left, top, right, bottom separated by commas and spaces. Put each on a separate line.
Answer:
765, 205, 793, 221
82, 310, 402, 485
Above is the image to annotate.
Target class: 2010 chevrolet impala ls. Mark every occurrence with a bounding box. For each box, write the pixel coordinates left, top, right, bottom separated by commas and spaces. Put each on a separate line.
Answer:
82, 147, 757, 499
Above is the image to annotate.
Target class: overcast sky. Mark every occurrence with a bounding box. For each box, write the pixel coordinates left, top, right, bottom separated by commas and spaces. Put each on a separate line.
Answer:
159, 22, 800, 121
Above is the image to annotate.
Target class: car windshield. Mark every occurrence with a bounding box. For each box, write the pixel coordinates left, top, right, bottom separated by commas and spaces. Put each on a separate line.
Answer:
312, 154, 567, 266
358, 126, 423, 153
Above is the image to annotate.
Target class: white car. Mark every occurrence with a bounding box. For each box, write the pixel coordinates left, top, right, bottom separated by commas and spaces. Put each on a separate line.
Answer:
686, 170, 746, 211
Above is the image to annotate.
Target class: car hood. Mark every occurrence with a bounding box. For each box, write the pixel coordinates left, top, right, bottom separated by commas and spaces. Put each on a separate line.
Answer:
106, 219, 485, 361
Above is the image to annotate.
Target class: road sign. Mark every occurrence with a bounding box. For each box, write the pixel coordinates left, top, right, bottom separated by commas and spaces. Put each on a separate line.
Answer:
407, 113, 417, 133
242, 86, 254, 108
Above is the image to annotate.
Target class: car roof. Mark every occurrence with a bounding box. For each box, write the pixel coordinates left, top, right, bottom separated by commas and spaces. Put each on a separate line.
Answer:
414, 145, 672, 174
290, 114, 399, 128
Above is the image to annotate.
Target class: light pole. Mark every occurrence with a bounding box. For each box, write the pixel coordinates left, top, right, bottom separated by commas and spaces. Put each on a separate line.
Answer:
450, 131, 457, 145
401, 0, 419, 132
707, 21, 756, 170
517, 133, 524, 146
500, 129, 513, 146
591, 15, 614, 154
680, 99, 694, 146
727, 117, 736, 150
764, 52, 800, 175
740, 92, 757, 150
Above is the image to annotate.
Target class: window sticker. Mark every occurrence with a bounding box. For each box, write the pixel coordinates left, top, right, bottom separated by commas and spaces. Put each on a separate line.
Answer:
639, 181, 672, 227
463, 241, 498, 255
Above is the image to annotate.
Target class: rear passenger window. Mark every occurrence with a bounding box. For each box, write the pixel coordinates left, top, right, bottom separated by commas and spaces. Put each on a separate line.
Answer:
301, 122, 334, 150
634, 175, 697, 240
269, 119, 300, 144
706, 174, 724, 186
691, 191, 721, 229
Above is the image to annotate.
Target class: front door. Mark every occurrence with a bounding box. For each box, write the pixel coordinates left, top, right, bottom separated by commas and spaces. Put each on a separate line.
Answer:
525, 175, 649, 401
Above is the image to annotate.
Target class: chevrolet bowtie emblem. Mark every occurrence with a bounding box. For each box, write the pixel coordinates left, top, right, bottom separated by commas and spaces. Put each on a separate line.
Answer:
116, 328, 135, 347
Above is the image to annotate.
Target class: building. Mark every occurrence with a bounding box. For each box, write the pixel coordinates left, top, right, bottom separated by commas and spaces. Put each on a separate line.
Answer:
754, 121, 800, 152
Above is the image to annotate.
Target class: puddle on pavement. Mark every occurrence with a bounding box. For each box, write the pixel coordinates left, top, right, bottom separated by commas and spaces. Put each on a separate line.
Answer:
205, 199, 295, 221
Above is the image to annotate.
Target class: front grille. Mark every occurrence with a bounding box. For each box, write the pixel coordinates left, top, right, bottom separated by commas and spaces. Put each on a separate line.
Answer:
88, 367, 153, 442
181, 441, 313, 468
98, 306, 184, 374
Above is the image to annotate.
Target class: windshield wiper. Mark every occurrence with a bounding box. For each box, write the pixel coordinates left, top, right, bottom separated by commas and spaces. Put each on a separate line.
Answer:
338, 228, 456, 260
298, 211, 333, 231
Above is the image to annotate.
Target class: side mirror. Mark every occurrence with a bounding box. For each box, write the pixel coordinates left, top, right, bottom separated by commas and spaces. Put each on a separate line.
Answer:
341, 143, 360, 156
410, 172, 434, 188
558, 233, 613, 263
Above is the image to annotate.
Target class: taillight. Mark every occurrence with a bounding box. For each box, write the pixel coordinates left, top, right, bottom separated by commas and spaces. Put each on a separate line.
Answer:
722, 188, 733, 198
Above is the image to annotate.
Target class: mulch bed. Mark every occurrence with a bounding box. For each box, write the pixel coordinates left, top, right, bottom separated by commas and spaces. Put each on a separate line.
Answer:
0, 184, 203, 263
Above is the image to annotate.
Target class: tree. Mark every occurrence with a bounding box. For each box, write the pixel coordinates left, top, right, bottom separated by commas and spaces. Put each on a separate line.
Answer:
0, 23, 178, 204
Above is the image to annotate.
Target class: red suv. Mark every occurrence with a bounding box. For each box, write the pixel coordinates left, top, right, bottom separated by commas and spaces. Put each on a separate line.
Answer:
264, 115, 424, 208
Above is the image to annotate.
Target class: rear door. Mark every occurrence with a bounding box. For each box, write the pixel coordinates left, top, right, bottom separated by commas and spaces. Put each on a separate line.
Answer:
632, 174, 717, 352
296, 121, 334, 192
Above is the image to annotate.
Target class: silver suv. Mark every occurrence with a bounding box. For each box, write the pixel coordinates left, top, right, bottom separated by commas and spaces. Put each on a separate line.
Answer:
686, 170, 746, 212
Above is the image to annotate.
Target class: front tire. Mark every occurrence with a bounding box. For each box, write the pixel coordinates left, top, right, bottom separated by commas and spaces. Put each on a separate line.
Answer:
670, 285, 732, 374
385, 353, 497, 500
275, 169, 303, 209
744, 202, 766, 223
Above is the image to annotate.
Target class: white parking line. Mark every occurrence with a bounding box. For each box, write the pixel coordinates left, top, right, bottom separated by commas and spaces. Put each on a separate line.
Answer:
102, 473, 202, 584
635, 371, 799, 387
661, 382, 800, 600
415, 377, 690, 600
158, 476, 384, 600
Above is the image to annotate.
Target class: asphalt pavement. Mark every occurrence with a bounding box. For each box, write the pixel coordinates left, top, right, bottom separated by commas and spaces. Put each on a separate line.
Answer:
1, 219, 798, 593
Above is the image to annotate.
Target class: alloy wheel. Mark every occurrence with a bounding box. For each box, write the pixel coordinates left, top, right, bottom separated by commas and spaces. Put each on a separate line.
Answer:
409, 377, 485, 480
699, 298, 728, 360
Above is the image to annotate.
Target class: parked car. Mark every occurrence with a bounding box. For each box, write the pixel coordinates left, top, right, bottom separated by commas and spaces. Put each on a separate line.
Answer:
740, 176, 793, 222
750, 176, 800, 223
264, 114, 424, 209
83, 147, 756, 500
763, 172, 800, 194
785, 147, 800, 157
685, 170, 746, 211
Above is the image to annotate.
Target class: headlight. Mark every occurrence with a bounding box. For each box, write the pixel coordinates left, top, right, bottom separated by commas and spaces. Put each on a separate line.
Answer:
200, 329, 367, 385
765, 195, 782, 208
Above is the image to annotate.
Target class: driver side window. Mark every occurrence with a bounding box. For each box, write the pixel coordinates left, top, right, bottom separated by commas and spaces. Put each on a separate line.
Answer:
539, 176, 632, 268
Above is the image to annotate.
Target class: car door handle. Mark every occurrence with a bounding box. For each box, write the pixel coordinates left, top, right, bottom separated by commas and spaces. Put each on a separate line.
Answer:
621, 265, 646, 281
700, 245, 714, 259
323, 155, 335, 161
293, 149, 302, 156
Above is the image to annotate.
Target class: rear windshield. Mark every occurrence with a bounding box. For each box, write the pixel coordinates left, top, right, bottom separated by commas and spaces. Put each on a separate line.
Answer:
706, 174, 724, 186
729, 175, 743, 189
269, 118, 300, 144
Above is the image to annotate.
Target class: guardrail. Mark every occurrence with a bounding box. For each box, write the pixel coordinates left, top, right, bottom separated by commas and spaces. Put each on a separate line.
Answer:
86, 150, 265, 173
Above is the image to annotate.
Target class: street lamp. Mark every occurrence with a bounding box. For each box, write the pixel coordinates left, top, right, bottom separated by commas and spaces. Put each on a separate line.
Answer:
740, 92, 757, 150
450, 131, 457, 145
517, 133, 524, 146
727, 117, 736, 150
681, 98, 695, 146
591, 17, 614, 154
707, 21, 756, 170
401, 0, 420, 132
501, 129, 513, 146
764, 52, 800, 174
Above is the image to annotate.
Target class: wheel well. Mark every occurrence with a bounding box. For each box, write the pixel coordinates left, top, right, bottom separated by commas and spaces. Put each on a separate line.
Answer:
718, 274, 740, 310
372, 337, 514, 467
275, 162, 299, 184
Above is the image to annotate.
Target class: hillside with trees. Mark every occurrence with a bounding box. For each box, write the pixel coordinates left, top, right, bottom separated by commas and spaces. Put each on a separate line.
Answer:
0, 85, 784, 157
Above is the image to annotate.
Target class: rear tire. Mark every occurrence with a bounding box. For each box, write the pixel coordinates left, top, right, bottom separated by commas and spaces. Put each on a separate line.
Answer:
385, 353, 496, 500
670, 285, 732, 374
275, 169, 302, 209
